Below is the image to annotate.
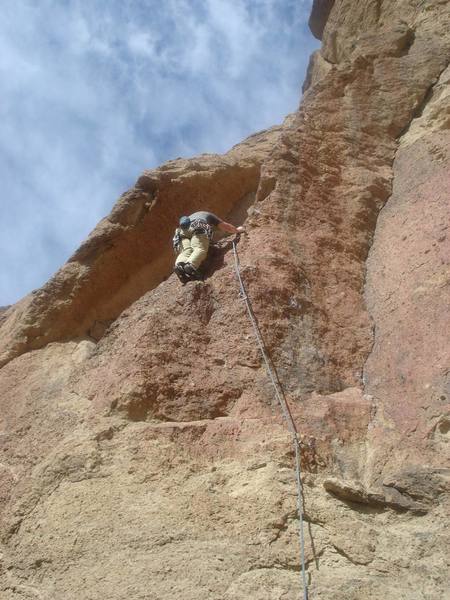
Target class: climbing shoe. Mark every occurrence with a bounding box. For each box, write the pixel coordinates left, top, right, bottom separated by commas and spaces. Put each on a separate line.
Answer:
183, 263, 202, 280
174, 264, 189, 285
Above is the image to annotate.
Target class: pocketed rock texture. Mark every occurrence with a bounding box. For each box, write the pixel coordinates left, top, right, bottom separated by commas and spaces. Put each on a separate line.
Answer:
1, 1, 449, 599
0, 127, 281, 368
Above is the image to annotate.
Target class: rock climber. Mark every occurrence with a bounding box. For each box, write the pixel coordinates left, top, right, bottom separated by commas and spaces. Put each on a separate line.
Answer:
173, 211, 245, 283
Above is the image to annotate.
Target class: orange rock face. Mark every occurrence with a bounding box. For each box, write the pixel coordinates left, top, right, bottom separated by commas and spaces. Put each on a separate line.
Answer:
0, 127, 281, 368
364, 66, 450, 479
1, 2, 449, 599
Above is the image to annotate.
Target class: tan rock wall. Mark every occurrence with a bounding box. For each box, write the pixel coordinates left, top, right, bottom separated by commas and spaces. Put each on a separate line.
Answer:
364, 66, 450, 481
0, 127, 282, 369
1, 1, 449, 599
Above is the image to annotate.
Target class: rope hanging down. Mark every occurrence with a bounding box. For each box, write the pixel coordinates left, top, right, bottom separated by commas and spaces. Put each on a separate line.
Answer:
232, 239, 309, 600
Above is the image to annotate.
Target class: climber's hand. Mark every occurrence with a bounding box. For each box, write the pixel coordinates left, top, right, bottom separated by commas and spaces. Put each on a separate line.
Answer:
236, 226, 246, 234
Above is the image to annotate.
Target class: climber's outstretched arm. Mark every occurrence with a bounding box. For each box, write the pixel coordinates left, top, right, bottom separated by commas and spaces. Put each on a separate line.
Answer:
217, 221, 246, 235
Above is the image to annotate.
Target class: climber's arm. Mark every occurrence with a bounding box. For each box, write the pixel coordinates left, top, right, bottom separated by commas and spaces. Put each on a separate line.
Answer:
217, 221, 246, 235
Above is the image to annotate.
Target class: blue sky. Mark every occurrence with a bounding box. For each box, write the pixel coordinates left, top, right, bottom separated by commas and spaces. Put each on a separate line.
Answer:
0, 0, 318, 306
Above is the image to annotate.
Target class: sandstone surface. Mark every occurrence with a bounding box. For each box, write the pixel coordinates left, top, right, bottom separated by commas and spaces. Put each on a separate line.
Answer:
0, 126, 281, 368
1, 1, 449, 599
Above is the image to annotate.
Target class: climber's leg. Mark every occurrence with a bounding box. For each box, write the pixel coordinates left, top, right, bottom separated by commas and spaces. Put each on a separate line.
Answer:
175, 237, 193, 265
187, 233, 210, 269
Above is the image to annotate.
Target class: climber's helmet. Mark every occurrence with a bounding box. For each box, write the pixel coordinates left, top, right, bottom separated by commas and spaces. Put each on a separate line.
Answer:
179, 216, 191, 229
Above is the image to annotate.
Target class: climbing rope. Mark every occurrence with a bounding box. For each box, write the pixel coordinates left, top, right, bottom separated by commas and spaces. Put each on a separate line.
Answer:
232, 239, 309, 600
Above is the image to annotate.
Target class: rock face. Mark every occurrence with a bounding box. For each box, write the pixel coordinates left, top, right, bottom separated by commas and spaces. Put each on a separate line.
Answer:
0, 127, 281, 368
1, 2, 449, 599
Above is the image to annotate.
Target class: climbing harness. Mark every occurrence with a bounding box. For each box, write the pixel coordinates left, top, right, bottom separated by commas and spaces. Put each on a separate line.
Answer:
232, 238, 309, 600
189, 218, 214, 239
172, 229, 182, 254
173, 219, 214, 255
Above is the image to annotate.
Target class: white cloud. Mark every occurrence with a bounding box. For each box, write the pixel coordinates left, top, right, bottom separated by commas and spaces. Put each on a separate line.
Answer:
0, 0, 318, 305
